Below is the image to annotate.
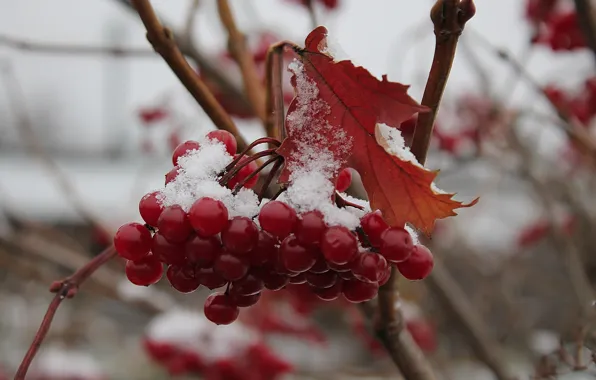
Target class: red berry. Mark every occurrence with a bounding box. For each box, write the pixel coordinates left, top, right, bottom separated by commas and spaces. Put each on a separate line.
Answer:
338, 270, 356, 280
327, 260, 354, 272
342, 280, 379, 303
258, 270, 289, 291
321, 226, 358, 265
157, 205, 193, 243
352, 252, 388, 283
230, 292, 261, 307
125, 255, 163, 286
114, 222, 152, 261
306, 271, 338, 289
378, 266, 392, 286
151, 231, 186, 265
335, 168, 352, 192
289, 272, 307, 284
188, 197, 229, 237
166, 265, 200, 293
247, 231, 278, 266
258, 201, 297, 239
204, 293, 239, 325
360, 211, 389, 247
279, 235, 317, 273
195, 267, 227, 289
171, 140, 200, 165
206, 130, 237, 155
396, 245, 434, 280
230, 273, 263, 296
380, 227, 413, 263
294, 210, 326, 246
184, 234, 221, 268
309, 254, 329, 274
221, 217, 259, 255
228, 157, 259, 189
139, 191, 164, 227
214, 253, 249, 281
165, 166, 180, 184
313, 279, 343, 301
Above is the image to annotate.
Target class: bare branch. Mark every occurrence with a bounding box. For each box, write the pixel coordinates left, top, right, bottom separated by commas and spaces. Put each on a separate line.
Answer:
572, 0, 596, 64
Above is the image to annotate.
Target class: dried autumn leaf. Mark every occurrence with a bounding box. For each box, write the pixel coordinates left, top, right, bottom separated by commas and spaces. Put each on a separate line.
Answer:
277, 26, 476, 234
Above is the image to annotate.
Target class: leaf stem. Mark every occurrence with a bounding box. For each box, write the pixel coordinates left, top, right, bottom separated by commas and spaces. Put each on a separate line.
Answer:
130, 0, 250, 152
14, 246, 117, 380
264, 42, 293, 141
219, 149, 279, 186
258, 158, 284, 201
232, 156, 283, 195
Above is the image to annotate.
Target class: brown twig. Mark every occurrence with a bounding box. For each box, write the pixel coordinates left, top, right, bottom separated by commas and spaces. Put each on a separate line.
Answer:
130, 0, 250, 152
304, 0, 319, 29
14, 246, 117, 380
0, 34, 154, 57
374, 2, 476, 379
572, 0, 596, 64
265, 42, 291, 140
217, 0, 267, 122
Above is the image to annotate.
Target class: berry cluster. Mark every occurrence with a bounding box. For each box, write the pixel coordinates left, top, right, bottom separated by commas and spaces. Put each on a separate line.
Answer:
525, 0, 586, 51
114, 130, 434, 326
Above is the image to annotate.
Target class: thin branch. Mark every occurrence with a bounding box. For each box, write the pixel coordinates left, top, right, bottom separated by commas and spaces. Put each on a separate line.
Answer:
572, 0, 596, 64
130, 0, 249, 152
216, 0, 267, 123
265, 42, 291, 140
0, 34, 154, 57
14, 246, 117, 380
374, 2, 476, 379
305, 0, 319, 29
182, 0, 201, 41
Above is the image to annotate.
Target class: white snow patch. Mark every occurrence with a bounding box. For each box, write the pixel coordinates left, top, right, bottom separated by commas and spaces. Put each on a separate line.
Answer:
157, 137, 260, 218
146, 309, 259, 362
404, 224, 420, 245
529, 330, 559, 355
33, 344, 104, 379
375, 123, 422, 168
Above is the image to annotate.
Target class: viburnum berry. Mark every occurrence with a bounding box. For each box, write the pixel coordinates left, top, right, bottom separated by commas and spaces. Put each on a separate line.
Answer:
327, 260, 354, 272
206, 130, 237, 155
157, 205, 193, 243
258, 201, 297, 239
258, 270, 289, 291
166, 265, 201, 293
151, 231, 186, 265
188, 197, 229, 237
351, 252, 388, 283
342, 279, 379, 303
335, 168, 352, 192
378, 266, 392, 286
247, 231, 278, 266
228, 156, 259, 189
309, 254, 329, 274
360, 211, 389, 247
289, 272, 307, 284
294, 210, 326, 246
313, 279, 343, 301
195, 267, 227, 289
338, 270, 356, 280
125, 255, 163, 286
171, 140, 200, 165
139, 191, 164, 227
221, 216, 259, 255
230, 273, 263, 296
114, 222, 152, 261
203, 293, 239, 325
279, 235, 317, 272
184, 234, 221, 268
214, 253, 249, 281
305, 271, 338, 289
396, 244, 434, 280
165, 166, 180, 185
379, 226, 413, 263
230, 292, 262, 307
321, 226, 358, 264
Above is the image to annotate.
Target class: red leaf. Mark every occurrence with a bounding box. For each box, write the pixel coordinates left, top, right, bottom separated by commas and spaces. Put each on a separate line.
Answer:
277, 27, 476, 234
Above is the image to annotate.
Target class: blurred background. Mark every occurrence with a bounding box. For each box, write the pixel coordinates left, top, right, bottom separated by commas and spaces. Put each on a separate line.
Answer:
0, 0, 595, 379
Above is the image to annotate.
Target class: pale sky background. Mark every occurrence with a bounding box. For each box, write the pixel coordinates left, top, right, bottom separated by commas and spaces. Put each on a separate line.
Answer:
0, 0, 593, 252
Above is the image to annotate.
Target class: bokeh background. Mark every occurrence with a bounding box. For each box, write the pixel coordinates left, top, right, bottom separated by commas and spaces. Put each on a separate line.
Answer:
0, 0, 595, 379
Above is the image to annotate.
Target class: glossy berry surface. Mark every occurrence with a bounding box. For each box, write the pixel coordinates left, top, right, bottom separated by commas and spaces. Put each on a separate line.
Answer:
352, 252, 388, 283
306, 271, 338, 289
360, 211, 389, 247
313, 279, 343, 301
321, 226, 358, 264
165, 166, 180, 184
335, 168, 352, 192
188, 197, 229, 237
157, 205, 193, 243
214, 253, 249, 281
206, 130, 237, 155
151, 232, 186, 265
139, 191, 164, 227
195, 267, 227, 289
230, 292, 261, 307
203, 293, 239, 325
171, 140, 200, 165
114, 222, 152, 261
221, 217, 259, 255
397, 244, 434, 280
380, 226, 413, 263
125, 255, 163, 286
166, 265, 200, 293
247, 231, 277, 266
279, 235, 317, 272
294, 210, 326, 246
184, 235, 221, 268
231, 273, 263, 296
258, 201, 297, 239
342, 279, 378, 303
